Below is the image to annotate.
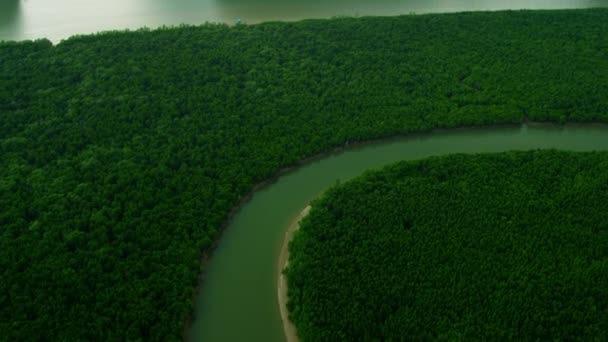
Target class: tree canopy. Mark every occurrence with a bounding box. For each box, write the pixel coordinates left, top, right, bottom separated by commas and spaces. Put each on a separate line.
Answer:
1, 9, 608, 340
287, 150, 608, 341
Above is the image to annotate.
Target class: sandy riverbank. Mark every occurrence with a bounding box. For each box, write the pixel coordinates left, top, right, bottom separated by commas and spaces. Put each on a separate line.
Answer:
278, 206, 311, 342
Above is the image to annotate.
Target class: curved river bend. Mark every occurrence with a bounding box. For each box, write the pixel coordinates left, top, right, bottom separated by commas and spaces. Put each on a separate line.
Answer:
189, 124, 608, 342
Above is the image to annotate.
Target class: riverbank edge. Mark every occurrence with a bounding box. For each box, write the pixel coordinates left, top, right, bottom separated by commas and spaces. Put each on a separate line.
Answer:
278, 206, 311, 342
182, 121, 607, 339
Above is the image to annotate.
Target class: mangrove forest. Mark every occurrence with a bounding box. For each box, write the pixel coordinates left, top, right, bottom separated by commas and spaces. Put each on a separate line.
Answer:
1, 9, 608, 340
286, 150, 608, 341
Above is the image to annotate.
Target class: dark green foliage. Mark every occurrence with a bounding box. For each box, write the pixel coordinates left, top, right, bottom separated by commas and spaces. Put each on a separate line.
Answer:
1, 9, 608, 340
287, 151, 608, 341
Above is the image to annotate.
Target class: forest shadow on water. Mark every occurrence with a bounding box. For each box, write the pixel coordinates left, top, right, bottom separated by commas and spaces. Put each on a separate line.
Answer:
2, 0, 607, 41
212, 0, 435, 23
211, 0, 608, 23
0, 0, 22, 41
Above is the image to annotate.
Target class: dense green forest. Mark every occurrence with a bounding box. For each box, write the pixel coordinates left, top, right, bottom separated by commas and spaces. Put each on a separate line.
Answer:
287, 151, 608, 341
1, 9, 608, 340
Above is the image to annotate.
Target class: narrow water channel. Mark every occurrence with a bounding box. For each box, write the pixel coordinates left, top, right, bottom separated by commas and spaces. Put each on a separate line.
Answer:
188, 124, 608, 342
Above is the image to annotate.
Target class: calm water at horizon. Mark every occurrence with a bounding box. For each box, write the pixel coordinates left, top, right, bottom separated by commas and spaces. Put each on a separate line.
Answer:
1, 0, 607, 42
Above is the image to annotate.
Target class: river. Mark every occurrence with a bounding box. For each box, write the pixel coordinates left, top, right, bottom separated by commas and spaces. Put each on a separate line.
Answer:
1, 0, 607, 42
189, 124, 608, 342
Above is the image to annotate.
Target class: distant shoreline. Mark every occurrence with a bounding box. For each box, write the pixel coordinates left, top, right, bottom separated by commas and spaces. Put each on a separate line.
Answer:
278, 206, 311, 342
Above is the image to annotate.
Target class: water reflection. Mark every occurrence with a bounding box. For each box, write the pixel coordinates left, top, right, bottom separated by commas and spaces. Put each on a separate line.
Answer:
588, 0, 608, 7
2, 0, 608, 42
214, 0, 608, 23
0, 0, 22, 41
213, 0, 423, 24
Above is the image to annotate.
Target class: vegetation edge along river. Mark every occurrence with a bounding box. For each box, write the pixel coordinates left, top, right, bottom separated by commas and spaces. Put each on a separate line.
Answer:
195, 123, 608, 342
279, 206, 311, 342
285, 150, 608, 340
2, 9, 608, 340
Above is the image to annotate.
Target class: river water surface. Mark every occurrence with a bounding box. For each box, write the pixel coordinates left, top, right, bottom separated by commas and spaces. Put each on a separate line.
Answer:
189, 124, 608, 342
1, 0, 607, 42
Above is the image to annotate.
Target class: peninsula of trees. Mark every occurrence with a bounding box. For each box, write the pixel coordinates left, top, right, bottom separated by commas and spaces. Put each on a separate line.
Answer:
1, 9, 608, 340
286, 150, 608, 341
